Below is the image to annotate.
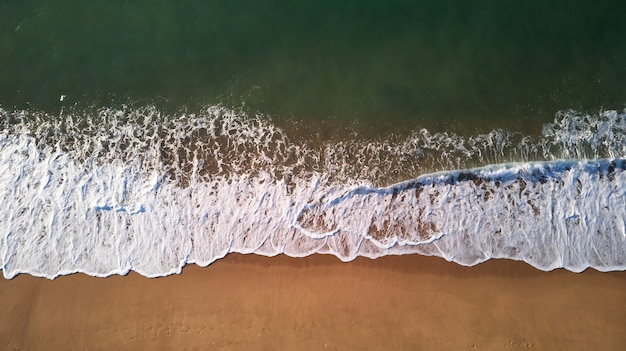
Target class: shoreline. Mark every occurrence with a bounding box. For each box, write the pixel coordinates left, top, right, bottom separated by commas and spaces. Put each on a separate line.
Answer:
1, 253, 625, 350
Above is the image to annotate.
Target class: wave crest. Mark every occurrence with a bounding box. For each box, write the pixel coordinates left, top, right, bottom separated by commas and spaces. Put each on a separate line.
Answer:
1, 106, 625, 278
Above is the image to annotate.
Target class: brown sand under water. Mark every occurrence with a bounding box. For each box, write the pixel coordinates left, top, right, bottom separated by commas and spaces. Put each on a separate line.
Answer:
1, 254, 625, 350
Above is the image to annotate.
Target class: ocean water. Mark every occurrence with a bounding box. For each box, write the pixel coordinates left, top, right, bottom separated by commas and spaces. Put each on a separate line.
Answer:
1, 1, 625, 278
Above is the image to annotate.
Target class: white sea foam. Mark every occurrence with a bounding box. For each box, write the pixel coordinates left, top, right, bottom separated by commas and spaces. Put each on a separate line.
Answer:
1, 106, 625, 278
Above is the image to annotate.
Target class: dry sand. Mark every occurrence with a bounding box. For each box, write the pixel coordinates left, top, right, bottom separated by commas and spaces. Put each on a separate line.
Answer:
1, 254, 625, 350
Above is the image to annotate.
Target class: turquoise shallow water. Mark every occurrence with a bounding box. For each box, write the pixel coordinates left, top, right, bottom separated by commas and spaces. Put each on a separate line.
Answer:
1, 0, 625, 132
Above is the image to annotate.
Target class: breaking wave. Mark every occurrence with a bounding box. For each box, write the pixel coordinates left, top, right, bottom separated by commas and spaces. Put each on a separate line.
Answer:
1, 106, 625, 278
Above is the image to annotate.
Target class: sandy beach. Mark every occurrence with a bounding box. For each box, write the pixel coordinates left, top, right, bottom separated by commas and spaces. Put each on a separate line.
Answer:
2, 2, 626, 351
1, 254, 625, 350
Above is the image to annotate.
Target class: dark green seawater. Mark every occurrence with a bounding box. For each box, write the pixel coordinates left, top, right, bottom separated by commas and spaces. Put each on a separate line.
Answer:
2, 0, 626, 280
1, 0, 625, 133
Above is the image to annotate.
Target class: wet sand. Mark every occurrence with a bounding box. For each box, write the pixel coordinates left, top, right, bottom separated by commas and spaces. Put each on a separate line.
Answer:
1, 254, 625, 350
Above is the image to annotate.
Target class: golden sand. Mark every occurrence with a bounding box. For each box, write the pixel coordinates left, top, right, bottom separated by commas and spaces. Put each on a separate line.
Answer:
1, 254, 625, 350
